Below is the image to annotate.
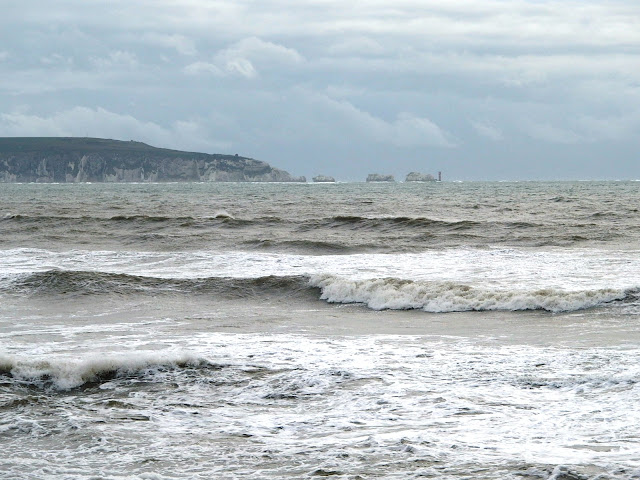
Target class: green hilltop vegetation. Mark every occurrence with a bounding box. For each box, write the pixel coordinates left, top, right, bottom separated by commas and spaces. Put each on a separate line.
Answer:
0, 137, 181, 154
0, 137, 306, 183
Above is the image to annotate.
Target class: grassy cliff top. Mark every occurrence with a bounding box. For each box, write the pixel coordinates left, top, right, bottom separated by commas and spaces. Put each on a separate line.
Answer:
0, 137, 238, 159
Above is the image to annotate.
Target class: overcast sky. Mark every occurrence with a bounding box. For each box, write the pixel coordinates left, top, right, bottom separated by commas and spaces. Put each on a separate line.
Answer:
1, 1, 639, 180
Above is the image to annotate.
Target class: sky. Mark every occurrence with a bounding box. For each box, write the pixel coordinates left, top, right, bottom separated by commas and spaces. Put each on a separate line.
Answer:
0, 1, 639, 181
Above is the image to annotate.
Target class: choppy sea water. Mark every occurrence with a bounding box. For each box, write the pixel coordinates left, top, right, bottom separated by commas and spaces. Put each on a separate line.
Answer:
1, 181, 639, 479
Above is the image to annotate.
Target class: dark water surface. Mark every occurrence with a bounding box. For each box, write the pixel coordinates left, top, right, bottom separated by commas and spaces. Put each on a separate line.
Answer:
2, 181, 639, 252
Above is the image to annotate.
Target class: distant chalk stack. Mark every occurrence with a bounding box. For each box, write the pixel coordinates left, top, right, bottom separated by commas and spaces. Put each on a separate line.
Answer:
366, 174, 395, 182
405, 172, 436, 182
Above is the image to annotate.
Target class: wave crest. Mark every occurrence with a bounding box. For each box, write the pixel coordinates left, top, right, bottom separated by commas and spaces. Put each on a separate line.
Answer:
3, 270, 636, 313
4, 270, 316, 297
0, 352, 213, 390
310, 274, 635, 313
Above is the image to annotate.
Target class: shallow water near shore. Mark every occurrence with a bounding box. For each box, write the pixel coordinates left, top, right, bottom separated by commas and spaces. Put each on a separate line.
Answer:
1, 181, 639, 479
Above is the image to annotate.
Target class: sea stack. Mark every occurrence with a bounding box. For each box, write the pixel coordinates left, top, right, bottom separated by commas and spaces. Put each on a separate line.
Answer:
366, 174, 395, 182
405, 172, 436, 182
312, 175, 336, 183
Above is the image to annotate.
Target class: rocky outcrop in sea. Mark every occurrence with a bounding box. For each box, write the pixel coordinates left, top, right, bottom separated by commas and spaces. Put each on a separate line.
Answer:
405, 172, 436, 182
312, 175, 336, 183
0, 137, 306, 183
366, 174, 395, 182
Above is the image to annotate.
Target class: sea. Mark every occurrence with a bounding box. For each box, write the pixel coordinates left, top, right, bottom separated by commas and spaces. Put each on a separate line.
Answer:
1, 180, 639, 479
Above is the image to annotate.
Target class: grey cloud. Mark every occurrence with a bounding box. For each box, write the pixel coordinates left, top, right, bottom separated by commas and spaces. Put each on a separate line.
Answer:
521, 109, 640, 145
324, 97, 455, 148
216, 37, 304, 65
138, 33, 197, 56
243, 89, 457, 150
327, 37, 387, 56
184, 37, 304, 79
90, 51, 139, 70
40, 54, 74, 66
11, 1, 639, 48
224, 58, 257, 79
227, 37, 303, 78
471, 121, 503, 141
0, 107, 231, 152
522, 121, 585, 145
576, 112, 640, 142
183, 61, 225, 76
1, 0, 639, 179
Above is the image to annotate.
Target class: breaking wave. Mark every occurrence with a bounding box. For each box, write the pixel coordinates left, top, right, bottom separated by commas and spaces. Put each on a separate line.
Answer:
309, 274, 638, 313
2, 270, 637, 313
0, 352, 216, 391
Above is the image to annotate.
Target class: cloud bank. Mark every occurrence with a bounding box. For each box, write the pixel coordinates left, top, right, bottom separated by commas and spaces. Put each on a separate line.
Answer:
1, 0, 639, 179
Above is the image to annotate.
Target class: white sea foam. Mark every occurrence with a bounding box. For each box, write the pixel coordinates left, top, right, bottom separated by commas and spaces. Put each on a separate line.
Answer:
3, 335, 639, 478
310, 274, 632, 312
